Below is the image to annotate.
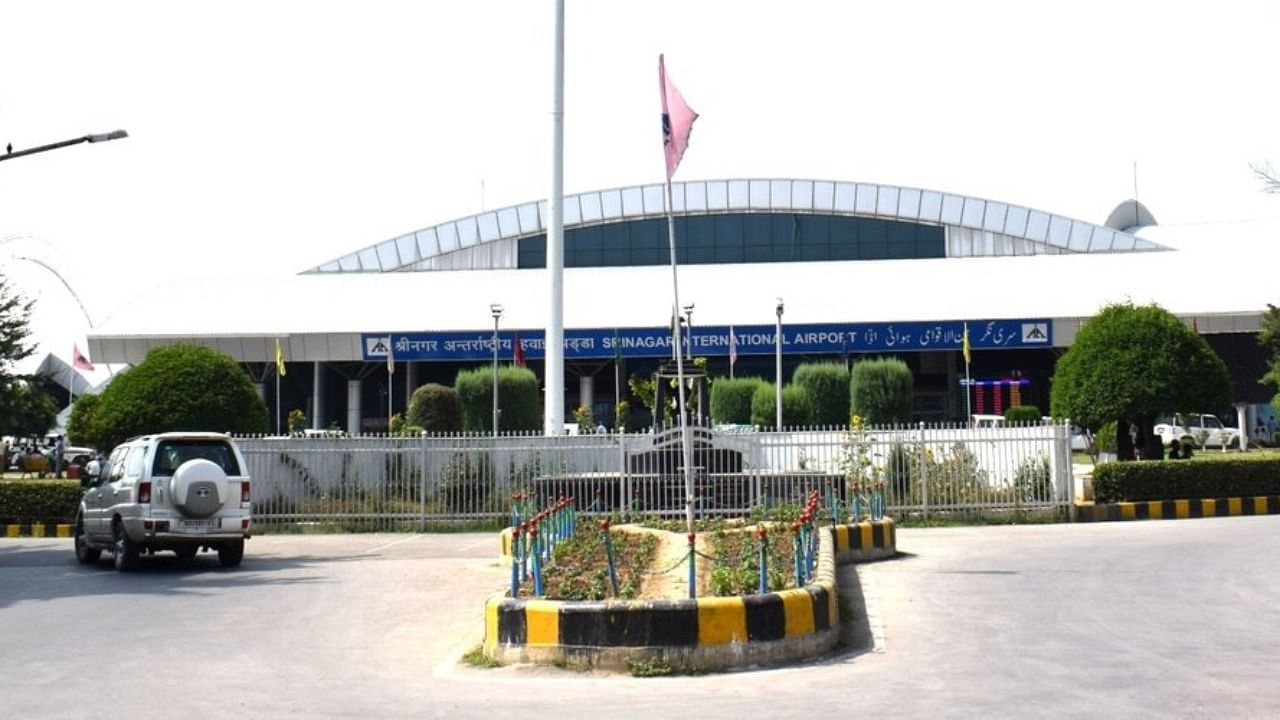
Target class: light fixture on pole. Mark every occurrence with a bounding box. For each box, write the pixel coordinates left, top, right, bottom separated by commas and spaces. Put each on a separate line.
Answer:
0, 129, 128, 163
682, 303, 694, 361
491, 304, 504, 437
775, 298, 784, 430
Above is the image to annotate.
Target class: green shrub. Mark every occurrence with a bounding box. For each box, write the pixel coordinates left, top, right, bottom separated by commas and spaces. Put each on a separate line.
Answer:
287, 409, 307, 434
1003, 405, 1042, 425
90, 344, 269, 451
1092, 456, 1280, 503
749, 383, 812, 429
406, 383, 461, 433
793, 362, 851, 426
439, 452, 495, 513
850, 358, 913, 425
0, 480, 81, 523
710, 377, 766, 425
454, 366, 540, 433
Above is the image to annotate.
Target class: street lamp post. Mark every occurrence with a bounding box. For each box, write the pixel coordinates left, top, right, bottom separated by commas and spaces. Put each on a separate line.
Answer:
683, 303, 694, 361
775, 298, 784, 430
0, 129, 128, 163
491, 304, 504, 437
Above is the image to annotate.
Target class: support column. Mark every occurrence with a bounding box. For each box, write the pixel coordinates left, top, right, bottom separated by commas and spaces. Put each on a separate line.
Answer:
254, 382, 265, 402
579, 375, 594, 416
312, 362, 325, 430
1236, 403, 1249, 451
347, 379, 362, 436
406, 362, 418, 409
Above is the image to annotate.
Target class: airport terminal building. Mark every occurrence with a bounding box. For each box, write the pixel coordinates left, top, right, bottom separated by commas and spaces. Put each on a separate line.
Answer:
86, 178, 1275, 434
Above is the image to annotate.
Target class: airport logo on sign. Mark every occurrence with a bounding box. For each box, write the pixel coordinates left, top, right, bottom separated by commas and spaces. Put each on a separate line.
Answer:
366, 336, 391, 357
1021, 323, 1049, 343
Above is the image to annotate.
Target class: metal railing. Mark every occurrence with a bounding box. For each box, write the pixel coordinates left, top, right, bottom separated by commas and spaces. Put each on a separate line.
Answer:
234, 421, 1071, 531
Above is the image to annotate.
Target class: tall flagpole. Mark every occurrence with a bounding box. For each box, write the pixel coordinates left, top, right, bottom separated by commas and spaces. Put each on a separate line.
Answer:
963, 322, 972, 423
659, 55, 697, 599
544, 0, 566, 435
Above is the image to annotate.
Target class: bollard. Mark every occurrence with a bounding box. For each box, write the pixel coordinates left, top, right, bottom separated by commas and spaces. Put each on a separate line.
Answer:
791, 523, 803, 587
519, 522, 530, 581
510, 525, 522, 597
687, 533, 697, 600
757, 524, 769, 594
602, 519, 619, 597
530, 526, 544, 597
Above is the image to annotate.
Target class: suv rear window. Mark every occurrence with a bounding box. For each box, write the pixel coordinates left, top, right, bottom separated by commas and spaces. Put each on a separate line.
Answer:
151, 440, 241, 477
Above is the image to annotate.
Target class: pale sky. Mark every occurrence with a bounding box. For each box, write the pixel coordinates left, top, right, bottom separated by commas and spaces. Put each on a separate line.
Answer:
3, 0, 1280, 376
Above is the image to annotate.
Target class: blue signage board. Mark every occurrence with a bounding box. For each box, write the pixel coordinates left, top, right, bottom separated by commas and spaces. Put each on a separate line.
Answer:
362, 319, 1051, 362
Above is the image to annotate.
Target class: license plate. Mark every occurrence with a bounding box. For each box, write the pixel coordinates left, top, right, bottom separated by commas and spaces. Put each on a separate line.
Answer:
180, 519, 220, 530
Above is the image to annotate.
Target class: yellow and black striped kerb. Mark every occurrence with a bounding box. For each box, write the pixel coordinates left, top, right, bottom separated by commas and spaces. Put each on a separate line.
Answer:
1076, 496, 1280, 523
1, 523, 73, 538
831, 518, 896, 556
486, 584, 835, 650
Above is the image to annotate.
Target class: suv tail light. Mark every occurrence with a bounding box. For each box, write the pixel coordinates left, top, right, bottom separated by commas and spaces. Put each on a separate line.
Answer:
138, 481, 152, 504
241, 481, 251, 504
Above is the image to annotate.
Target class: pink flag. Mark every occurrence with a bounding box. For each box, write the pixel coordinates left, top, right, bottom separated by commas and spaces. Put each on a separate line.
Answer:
728, 326, 738, 370
72, 344, 94, 371
659, 54, 698, 180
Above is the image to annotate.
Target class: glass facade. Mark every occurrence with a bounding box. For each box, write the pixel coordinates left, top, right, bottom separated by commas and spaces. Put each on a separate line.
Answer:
517, 213, 945, 269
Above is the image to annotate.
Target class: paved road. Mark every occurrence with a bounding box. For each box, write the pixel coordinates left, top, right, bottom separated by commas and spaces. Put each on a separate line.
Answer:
2, 517, 1279, 719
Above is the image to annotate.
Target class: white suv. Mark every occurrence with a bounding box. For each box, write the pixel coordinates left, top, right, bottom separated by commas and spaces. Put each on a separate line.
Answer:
74, 432, 252, 571
1154, 413, 1238, 449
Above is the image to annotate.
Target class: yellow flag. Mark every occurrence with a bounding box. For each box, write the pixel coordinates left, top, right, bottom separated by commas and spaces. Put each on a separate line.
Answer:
962, 323, 971, 365
275, 338, 287, 376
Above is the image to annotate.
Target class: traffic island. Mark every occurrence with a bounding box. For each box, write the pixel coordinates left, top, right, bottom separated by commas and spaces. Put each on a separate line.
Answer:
483, 517, 896, 672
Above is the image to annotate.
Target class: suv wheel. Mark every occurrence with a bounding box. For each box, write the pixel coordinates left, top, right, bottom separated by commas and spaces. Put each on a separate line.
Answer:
74, 517, 101, 565
218, 539, 244, 568
113, 521, 141, 572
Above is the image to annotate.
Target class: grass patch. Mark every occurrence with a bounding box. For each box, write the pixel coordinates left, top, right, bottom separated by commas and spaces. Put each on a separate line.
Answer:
896, 509, 1067, 528
625, 655, 675, 677
461, 646, 501, 669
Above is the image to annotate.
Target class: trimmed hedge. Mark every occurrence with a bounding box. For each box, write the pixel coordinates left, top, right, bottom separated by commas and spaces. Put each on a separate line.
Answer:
850, 358, 913, 424
1092, 456, 1280, 503
0, 480, 81, 523
455, 365, 541, 433
710, 377, 766, 425
793, 362, 850, 426
1003, 405, 1042, 425
406, 383, 462, 433
749, 383, 813, 429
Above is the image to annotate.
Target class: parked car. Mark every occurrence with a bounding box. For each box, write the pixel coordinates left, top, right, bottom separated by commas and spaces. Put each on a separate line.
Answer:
74, 432, 252, 571
1154, 413, 1238, 449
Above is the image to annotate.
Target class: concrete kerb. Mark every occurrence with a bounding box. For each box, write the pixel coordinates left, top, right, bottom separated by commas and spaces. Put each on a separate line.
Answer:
1075, 495, 1280, 522
484, 518, 896, 672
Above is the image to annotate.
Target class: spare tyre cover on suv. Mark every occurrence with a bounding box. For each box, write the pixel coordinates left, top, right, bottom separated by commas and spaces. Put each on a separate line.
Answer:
171, 458, 227, 518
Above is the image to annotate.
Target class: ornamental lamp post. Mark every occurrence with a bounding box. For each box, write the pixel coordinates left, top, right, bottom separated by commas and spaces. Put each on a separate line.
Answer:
683, 302, 695, 361
491, 304, 504, 437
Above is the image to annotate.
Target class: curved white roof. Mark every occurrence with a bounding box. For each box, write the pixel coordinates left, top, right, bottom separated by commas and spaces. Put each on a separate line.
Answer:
305, 178, 1168, 274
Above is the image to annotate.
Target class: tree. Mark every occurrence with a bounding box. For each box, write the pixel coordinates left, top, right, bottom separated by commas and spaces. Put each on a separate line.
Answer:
0, 273, 42, 435
1050, 302, 1230, 460
850, 358, 914, 424
709, 377, 765, 425
1, 380, 58, 438
67, 392, 103, 447
91, 344, 269, 451
1259, 303, 1280, 412
749, 382, 812, 429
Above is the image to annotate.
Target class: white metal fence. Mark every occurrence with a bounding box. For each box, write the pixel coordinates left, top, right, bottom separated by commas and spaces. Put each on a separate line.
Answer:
234, 422, 1071, 530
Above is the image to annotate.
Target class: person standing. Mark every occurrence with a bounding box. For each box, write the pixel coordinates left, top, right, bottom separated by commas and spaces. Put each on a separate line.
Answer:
53, 435, 65, 479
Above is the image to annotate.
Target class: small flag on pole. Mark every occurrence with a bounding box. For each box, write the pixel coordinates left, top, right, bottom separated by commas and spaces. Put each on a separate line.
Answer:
386, 337, 394, 375
513, 332, 526, 367
962, 323, 971, 365
275, 338, 287, 376
659, 54, 698, 180
72, 345, 94, 372
728, 326, 738, 373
